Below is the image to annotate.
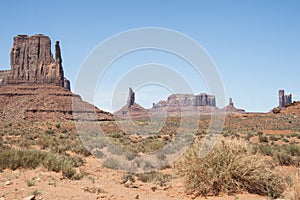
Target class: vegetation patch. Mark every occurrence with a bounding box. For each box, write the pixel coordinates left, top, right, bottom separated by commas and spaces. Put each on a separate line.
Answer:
177, 138, 286, 198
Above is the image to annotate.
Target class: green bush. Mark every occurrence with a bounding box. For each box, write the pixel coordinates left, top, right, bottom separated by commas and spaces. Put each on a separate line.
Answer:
0, 148, 81, 180
61, 160, 77, 179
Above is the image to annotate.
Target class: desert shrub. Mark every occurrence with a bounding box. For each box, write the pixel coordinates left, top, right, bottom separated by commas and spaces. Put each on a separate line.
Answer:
0, 149, 46, 170
103, 158, 122, 170
37, 134, 54, 150
26, 179, 35, 187
259, 134, 269, 143
136, 172, 172, 186
43, 154, 62, 172
245, 132, 254, 141
62, 129, 68, 133
0, 148, 81, 179
282, 138, 290, 143
71, 172, 84, 180
269, 134, 280, 141
258, 144, 274, 156
273, 150, 295, 166
286, 144, 300, 157
45, 129, 55, 135
125, 152, 138, 161
61, 160, 77, 179
121, 173, 136, 184
73, 144, 91, 156
177, 138, 285, 198
111, 132, 122, 138
92, 148, 105, 158
290, 133, 299, 138
107, 144, 123, 155
294, 169, 300, 200
55, 123, 61, 129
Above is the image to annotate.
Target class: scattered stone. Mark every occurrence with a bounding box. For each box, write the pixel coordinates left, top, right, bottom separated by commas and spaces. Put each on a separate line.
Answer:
151, 186, 157, 191
83, 186, 105, 194
22, 195, 35, 200
135, 194, 139, 199
4, 181, 12, 186
272, 107, 281, 114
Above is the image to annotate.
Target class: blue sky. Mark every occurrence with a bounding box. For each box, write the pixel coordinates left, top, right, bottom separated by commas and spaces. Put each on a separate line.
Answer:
0, 0, 299, 112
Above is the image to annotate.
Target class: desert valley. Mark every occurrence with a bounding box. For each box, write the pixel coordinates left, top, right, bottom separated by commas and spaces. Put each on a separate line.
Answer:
0, 33, 299, 200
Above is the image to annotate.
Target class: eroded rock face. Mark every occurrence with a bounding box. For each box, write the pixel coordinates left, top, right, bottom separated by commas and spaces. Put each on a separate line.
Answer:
0, 84, 113, 122
153, 93, 216, 108
6, 34, 69, 90
0, 34, 113, 121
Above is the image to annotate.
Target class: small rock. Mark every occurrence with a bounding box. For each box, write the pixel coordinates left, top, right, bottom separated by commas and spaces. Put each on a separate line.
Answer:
4, 181, 12, 186
23, 195, 35, 200
135, 194, 139, 199
0, 197, 4, 200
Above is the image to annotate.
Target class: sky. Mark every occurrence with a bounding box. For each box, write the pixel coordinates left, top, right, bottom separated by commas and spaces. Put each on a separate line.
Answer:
0, 0, 299, 112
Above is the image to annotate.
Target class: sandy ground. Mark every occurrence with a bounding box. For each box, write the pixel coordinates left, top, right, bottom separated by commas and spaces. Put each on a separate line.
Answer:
0, 156, 270, 200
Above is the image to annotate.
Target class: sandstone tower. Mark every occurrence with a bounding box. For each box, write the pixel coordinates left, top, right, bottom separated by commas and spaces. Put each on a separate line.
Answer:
279, 90, 292, 108
127, 87, 135, 108
1, 34, 70, 90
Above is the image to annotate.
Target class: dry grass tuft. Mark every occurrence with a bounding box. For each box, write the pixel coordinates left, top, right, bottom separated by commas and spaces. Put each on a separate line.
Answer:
177, 137, 286, 198
293, 168, 300, 200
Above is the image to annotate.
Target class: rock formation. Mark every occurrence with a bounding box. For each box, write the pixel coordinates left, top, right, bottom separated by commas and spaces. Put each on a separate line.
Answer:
127, 87, 135, 108
223, 97, 245, 113
0, 84, 112, 121
150, 93, 218, 116
1, 34, 69, 90
0, 34, 112, 121
279, 90, 292, 108
152, 93, 216, 109
114, 87, 149, 119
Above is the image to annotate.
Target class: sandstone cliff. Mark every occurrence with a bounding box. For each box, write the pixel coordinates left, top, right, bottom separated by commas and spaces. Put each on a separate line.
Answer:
2, 34, 69, 90
0, 34, 112, 121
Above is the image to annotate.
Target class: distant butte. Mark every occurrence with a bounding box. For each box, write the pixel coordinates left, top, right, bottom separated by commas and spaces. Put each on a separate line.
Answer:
114, 87, 149, 119
115, 89, 248, 118
222, 97, 245, 113
0, 34, 112, 122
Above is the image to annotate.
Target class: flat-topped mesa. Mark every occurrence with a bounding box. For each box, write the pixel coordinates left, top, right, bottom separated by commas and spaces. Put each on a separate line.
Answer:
5, 34, 69, 90
153, 93, 216, 108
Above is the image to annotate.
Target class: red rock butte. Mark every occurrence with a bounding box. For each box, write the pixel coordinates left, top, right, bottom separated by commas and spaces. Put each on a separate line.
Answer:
0, 34, 112, 122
